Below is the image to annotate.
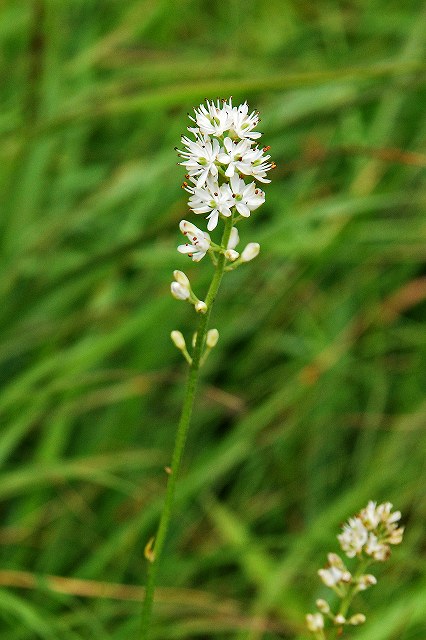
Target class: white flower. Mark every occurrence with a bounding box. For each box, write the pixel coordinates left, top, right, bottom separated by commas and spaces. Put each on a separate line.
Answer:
356, 574, 377, 591
374, 503, 404, 544
187, 98, 262, 141
227, 100, 262, 140
377, 502, 402, 525
217, 137, 252, 178
338, 516, 368, 558
178, 220, 211, 262
241, 145, 275, 183
229, 174, 265, 217
365, 533, 390, 561
186, 177, 234, 231
306, 613, 324, 632
189, 99, 233, 137
388, 526, 404, 544
359, 501, 402, 532
318, 553, 351, 587
318, 566, 351, 588
360, 501, 382, 529
177, 135, 220, 187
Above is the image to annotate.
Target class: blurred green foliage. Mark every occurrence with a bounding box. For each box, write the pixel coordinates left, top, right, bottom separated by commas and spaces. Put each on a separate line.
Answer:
0, 0, 425, 638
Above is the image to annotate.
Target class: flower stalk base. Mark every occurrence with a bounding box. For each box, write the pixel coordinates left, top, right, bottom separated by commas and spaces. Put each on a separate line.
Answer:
139, 217, 234, 639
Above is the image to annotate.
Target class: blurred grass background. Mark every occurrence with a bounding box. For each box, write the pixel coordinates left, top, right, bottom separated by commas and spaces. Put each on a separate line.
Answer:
0, 0, 425, 638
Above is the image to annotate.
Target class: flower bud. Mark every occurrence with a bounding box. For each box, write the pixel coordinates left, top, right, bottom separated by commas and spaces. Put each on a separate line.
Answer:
327, 553, 348, 570
170, 330, 186, 350
241, 242, 260, 262
227, 226, 239, 250
144, 537, 155, 563
316, 599, 330, 614
171, 281, 190, 300
348, 613, 366, 626
225, 249, 239, 261
356, 574, 377, 591
334, 614, 346, 625
173, 270, 190, 286
306, 613, 324, 632
389, 527, 404, 544
195, 300, 207, 313
206, 329, 219, 348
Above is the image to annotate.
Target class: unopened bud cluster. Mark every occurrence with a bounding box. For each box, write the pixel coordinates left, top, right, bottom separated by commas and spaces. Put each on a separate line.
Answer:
306, 501, 404, 638
171, 327, 220, 366
170, 99, 273, 362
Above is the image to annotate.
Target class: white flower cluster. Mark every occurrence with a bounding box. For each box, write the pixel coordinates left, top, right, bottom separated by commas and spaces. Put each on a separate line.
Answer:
306, 502, 404, 638
176, 97, 274, 231
171, 98, 272, 317
338, 500, 404, 561
317, 552, 376, 594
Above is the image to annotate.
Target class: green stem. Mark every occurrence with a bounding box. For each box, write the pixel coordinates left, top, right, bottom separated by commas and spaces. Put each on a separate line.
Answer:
139, 215, 234, 639
329, 557, 371, 640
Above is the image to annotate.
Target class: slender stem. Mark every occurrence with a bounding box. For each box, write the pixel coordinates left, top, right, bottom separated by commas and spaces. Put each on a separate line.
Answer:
139, 215, 234, 639
329, 557, 371, 640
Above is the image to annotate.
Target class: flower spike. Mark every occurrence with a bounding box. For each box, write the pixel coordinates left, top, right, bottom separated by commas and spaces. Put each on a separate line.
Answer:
177, 97, 273, 230
306, 501, 404, 638
142, 99, 272, 638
